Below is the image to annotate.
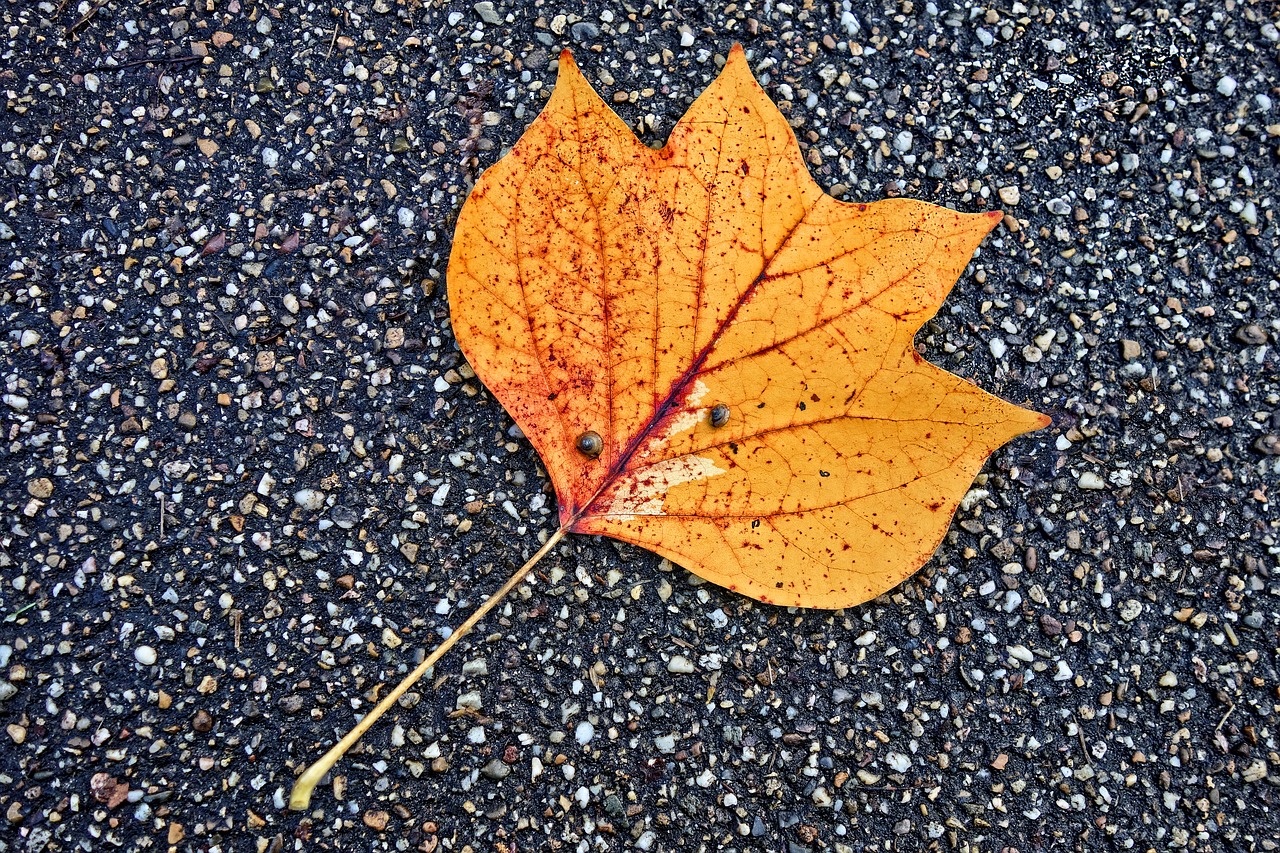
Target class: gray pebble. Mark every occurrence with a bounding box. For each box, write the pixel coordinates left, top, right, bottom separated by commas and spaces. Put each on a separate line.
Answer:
481, 758, 510, 780
473, 1, 501, 25
570, 22, 599, 42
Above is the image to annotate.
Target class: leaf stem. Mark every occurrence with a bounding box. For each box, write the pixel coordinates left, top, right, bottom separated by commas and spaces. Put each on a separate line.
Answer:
288, 525, 569, 811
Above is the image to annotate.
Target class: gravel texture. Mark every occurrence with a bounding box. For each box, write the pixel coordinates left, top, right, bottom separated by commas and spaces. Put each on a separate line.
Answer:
2, 1, 1278, 851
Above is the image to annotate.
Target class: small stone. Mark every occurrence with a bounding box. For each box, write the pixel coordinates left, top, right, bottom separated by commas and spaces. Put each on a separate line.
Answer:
474, 1, 502, 24
1235, 323, 1268, 345
997, 185, 1020, 206
362, 810, 389, 831
1242, 760, 1268, 783
19, 330, 40, 347
1158, 671, 1178, 688
135, 646, 157, 665
667, 655, 695, 674
989, 337, 1007, 359
177, 411, 197, 430
1253, 435, 1280, 456
6, 724, 26, 745
293, 488, 325, 511
262, 147, 280, 168
1077, 471, 1106, 490
1217, 76, 1237, 97
574, 720, 595, 745
1120, 339, 1141, 360
570, 21, 599, 42
192, 710, 214, 733
481, 758, 510, 780
331, 505, 359, 529
27, 478, 53, 499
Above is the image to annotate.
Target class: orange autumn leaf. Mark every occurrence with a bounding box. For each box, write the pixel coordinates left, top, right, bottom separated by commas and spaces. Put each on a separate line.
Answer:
449, 45, 1049, 609
287, 43, 1051, 811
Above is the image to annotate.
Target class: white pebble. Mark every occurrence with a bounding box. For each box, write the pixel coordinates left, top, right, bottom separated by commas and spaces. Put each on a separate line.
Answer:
574, 720, 595, 745
1007, 644, 1034, 663
1077, 471, 1106, 490
885, 751, 911, 773
1217, 76, 1237, 97
19, 330, 40, 348
989, 337, 1007, 359
667, 655, 695, 674
293, 488, 325, 511
134, 646, 157, 665
262, 147, 280, 168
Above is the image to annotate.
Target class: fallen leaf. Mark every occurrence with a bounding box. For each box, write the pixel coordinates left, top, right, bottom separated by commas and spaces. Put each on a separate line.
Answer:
289, 44, 1048, 810
449, 45, 1048, 608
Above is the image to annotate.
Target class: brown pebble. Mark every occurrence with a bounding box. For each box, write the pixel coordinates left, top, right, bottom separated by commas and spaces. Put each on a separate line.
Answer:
1120, 339, 1141, 361
192, 710, 214, 733
178, 411, 197, 429
1235, 323, 1268, 346
1253, 435, 1280, 456
27, 478, 54, 499
362, 810, 389, 831
1040, 613, 1063, 636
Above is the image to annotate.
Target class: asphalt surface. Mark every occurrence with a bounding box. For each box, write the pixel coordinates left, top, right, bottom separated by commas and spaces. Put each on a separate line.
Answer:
1, 1, 1278, 851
